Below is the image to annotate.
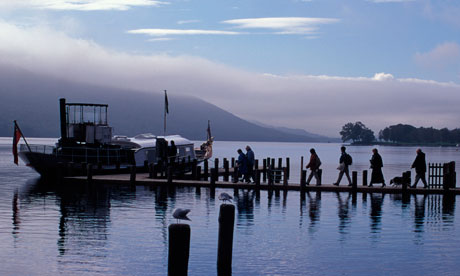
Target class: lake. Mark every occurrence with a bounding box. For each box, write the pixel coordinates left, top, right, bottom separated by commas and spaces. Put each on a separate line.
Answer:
1, 138, 459, 275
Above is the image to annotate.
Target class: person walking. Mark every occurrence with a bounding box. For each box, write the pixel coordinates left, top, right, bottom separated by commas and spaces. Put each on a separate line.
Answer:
369, 148, 386, 187
246, 145, 255, 183
333, 146, 352, 186
236, 149, 248, 182
306, 148, 321, 186
411, 148, 428, 188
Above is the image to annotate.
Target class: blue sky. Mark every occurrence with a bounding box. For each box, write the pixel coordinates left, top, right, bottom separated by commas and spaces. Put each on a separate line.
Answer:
0, 0, 459, 136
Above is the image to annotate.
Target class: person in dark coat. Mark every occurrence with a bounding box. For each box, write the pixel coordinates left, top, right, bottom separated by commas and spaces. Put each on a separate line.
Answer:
369, 148, 385, 187
168, 140, 177, 166
245, 145, 255, 183
411, 148, 428, 188
306, 148, 321, 186
236, 149, 248, 182
333, 146, 352, 186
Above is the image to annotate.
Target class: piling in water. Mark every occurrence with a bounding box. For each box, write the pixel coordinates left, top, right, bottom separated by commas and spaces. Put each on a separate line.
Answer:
217, 204, 235, 275
168, 223, 191, 276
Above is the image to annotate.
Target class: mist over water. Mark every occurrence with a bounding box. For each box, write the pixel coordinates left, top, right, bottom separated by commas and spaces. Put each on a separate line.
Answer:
1, 139, 460, 275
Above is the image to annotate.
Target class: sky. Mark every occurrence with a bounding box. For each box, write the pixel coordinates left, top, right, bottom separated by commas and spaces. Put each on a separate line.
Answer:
0, 0, 459, 137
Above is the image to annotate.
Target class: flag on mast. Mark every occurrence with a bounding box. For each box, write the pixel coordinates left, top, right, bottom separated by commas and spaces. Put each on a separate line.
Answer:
165, 90, 169, 114
12, 121, 23, 165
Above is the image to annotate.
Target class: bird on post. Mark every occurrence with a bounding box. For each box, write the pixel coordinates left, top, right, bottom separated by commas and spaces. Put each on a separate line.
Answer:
172, 208, 191, 223
218, 192, 233, 203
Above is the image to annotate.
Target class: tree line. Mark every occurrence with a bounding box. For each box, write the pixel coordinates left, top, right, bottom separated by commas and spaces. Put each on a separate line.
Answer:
340, 122, 460, 144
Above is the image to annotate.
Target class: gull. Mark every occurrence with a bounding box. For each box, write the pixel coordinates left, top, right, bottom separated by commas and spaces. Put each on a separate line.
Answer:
218, 192, 233, 203
172, 208, 191, 223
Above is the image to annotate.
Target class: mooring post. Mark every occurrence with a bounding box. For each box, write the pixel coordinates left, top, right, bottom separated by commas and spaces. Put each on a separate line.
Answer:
223, 158, 229, 182
232, 166, 239, 183
167, 166, 173, 185
255, 170, 261, 187
215, 158, 219, 182
362, 170, 368, 186
204, 159, 209, 181
196, 165, 202, 180
217, 204, 235, 275
283, 167, 288, 187
352, 171, 358, 190
300, 170, 307, 189
192, 159, 197, 180
286, 158, 290, 179
87, 163, 93, 184
254, 159, 259, 174
149, 163, 155, 178
318, 169, 322, 185
402, 171, 410, 193
130, 165, 136, 185
231, 157, 235, 168
210, 168, 216, 186
168, 223, 191, 276
262, 159, 267, 183
268, 163, 275, 186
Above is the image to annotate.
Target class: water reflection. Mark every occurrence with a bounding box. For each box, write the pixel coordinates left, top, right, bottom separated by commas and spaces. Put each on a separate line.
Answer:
336, 192, 352, 235
369, 193, 385, 233
12, 189, 20, 238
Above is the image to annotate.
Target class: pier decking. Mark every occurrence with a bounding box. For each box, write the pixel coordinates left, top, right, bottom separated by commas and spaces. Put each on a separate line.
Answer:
65, 172, 460, 195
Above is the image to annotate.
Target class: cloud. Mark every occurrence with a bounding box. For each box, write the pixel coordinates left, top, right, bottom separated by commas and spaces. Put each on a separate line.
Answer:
0, 0, 167, 11
222, 17, 339, 35
177, 20, 200, 25
373, 72, 394, 81
414, 42, 460, 70
127, 28, 240, 36
0, 20, 459, 136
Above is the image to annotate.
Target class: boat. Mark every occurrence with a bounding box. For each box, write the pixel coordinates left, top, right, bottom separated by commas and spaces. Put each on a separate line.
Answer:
19, 98, 213, 177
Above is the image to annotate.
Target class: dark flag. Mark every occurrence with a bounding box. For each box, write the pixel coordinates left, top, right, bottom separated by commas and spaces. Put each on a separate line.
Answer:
12, 121, 22, 165
165, 90, 169, 114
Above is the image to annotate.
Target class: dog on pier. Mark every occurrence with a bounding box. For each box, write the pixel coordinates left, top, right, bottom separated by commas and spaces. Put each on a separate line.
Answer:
390, 176, 405, 187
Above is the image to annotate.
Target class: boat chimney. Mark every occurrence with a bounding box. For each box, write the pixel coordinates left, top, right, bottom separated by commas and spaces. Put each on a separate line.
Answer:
59, 98, 67, 141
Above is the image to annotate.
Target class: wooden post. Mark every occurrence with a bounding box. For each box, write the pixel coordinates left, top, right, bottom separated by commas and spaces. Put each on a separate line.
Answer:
402, 171, 410, 192
149, 163, 155, 178
262, 159, 267, 183
318, 169, 322, 185
232, 166, 239, 183
87, 163, 93, 184
210, 168, 216, 186
283, 167, 288, 186
130, 165, 136, 185
191, 159, 197, 180
144, 160, 149, 171
352, 171, 357, 190
196, 166, 202, 180
278, 158, 282, 170
231, 157, 235, 168
215, 158, 219, 182
204, 159, 209, 181
255, 170, 261, 187
224, 158, 229, 182
300, 170, 307, 189
362, 170, 368, 186
217, 204, 235, 275
268, 163, 275, 186
286, 158, 290, 179
167, 166, 173, 185
168, 224, 191, 276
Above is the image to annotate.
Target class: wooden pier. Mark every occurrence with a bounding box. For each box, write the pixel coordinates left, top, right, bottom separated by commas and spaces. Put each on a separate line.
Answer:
62, 158, 459, 195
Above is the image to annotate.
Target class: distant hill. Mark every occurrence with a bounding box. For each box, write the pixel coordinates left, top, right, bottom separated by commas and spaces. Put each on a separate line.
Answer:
0, 64, 334, 142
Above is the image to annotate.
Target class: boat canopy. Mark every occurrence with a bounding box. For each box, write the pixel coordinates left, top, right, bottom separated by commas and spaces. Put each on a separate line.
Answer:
112, 133, 194, 149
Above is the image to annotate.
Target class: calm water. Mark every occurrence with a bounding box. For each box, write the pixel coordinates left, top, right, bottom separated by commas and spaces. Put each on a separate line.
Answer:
1, 138, 460, 275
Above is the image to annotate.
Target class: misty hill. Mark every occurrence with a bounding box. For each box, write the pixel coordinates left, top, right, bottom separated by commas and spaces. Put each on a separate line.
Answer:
0, 65, 334, 142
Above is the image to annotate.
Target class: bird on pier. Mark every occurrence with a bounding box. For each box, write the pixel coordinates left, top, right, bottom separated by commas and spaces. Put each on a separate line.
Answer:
172, 208, 191, 223
218, 192, 233, 203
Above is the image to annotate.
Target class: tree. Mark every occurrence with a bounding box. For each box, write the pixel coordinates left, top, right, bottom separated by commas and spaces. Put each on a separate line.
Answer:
340, 122, 375, 143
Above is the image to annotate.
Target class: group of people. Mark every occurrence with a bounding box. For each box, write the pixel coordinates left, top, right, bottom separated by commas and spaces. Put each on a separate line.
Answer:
235, 146, 255, 183
305, 146, 428, 188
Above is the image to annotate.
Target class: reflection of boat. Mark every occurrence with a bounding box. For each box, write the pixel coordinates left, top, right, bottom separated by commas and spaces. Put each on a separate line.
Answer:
19, 98, 213, 177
